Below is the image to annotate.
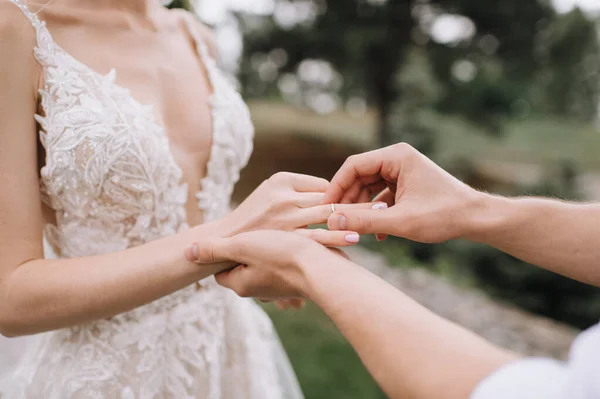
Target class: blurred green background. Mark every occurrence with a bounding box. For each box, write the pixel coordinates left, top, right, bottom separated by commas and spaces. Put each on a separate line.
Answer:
174, 1, 600, 397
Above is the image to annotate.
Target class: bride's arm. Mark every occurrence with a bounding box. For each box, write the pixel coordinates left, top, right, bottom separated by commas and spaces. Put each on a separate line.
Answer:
305, 255, 518, 399
0, 11, 363, 337
0, 11, 232, 336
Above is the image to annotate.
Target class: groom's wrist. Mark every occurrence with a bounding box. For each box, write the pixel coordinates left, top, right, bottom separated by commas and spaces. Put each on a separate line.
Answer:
461, 192, 513, 244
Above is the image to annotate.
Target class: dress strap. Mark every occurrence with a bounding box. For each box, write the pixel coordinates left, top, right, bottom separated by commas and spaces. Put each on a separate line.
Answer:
9, 0, 44, 33
181, 13, 217, 63
8, 0, 57, 67
181, 13, 223, 92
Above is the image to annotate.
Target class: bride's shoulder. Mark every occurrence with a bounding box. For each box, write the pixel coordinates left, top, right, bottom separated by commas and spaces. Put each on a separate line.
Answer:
0, 0, 38, 56
166, 8, 218, 59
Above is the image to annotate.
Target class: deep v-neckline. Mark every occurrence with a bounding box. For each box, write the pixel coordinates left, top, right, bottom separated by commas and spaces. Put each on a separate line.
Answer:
34, 11, 218, 204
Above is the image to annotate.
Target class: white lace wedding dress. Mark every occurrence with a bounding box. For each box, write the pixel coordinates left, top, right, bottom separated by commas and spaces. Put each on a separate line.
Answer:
0, 2, 304, 398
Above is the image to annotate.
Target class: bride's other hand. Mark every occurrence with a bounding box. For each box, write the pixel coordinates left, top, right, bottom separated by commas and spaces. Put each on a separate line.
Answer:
221, 172, 386, 246
186, 230, 338, 299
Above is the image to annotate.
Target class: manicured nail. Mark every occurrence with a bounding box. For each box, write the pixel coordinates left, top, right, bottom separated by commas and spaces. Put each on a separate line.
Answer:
185, 244, 199, 261
345, 233, 360, 243
372, 203, 388, 210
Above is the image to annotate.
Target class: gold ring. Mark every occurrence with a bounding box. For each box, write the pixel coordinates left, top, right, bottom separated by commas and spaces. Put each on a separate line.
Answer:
330, 203, 336, 214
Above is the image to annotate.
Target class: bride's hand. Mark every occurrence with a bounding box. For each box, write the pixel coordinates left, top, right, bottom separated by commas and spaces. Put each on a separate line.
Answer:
186, 230, 343, 299
221, 172, 386, 247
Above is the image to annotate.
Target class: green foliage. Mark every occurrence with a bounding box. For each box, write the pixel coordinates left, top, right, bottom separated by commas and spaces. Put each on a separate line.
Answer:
455, 242, 600, 329
265, 303, 386, 399
536, 9, 600, 120
166, 0, 194, 12
239, 1, 599, 148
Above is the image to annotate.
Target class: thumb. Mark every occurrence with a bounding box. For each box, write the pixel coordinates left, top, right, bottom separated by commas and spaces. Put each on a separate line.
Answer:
328, 207, 395, 235
185, 238, 239, 265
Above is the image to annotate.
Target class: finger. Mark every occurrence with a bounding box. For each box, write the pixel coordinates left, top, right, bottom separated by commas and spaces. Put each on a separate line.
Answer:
359, 181, 388, 203
376, 233, 388, 241
186, 238, 232, 263
340, 180, 388, 204
299, 202, 388, 226
276, 298, 305, 310
328, 208, 396, 235
215, 266, 255, 298
275, 300, 290, 310
295, 228, 360, 246
184, 239, 240, 275
339, 181, 363, 204
214, 268, 236, 290
323, 149, 392, 204
373, 189, 394, 241
357, 188, 371, 204
288, 298, 306, 309
296, 192, 325, 208
284, 173, 329, 193
373, 188, 395, 207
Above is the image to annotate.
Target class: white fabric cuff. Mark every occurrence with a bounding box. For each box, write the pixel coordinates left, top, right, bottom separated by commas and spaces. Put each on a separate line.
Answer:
470, 358, 568, 399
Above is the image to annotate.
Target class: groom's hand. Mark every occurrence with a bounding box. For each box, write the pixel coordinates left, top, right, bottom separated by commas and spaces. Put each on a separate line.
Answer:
323, 143, 485, 243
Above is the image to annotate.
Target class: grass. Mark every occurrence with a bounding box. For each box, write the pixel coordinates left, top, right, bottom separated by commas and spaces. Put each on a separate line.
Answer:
428, 112, 600, 168
264, 302, 386, 399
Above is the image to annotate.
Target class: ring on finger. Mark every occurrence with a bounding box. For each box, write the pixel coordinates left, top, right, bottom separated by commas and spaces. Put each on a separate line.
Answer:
330, 203, 336, 214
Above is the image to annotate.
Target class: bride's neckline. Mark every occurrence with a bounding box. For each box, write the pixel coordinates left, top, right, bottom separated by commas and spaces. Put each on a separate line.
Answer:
26, 3, 219, 209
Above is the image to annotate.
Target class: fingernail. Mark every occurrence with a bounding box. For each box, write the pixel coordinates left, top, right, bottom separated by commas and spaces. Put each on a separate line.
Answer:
185, 244, 199, 261
345, 233, 360, 243
372, 203, 388, 210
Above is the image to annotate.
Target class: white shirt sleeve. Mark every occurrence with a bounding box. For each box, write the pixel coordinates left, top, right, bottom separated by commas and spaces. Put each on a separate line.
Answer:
471, 323, 600, 399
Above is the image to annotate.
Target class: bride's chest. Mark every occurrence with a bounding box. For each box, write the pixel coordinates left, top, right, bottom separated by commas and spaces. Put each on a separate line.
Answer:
46, 26, 216, 167
37, 38, 254, 225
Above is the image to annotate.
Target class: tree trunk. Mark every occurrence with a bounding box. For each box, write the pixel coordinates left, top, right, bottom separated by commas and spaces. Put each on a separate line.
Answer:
368, 1, 414, 147
375, 85, 395, 147
367, 42, 398, 147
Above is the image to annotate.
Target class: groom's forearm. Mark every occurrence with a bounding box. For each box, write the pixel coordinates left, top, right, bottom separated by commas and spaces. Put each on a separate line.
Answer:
464, 194, 600, 286
302, 256, 515, 399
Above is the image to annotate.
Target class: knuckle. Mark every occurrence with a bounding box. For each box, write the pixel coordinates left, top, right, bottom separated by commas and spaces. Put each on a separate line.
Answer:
265, 195, 282, 211
317, 177, 330, 186
394, 142, 416, 158
206, 243, 217, 264
345, 154, 359, 166
269, 171, 291, 184
357, 215, 372, 231
281, 194, 297, 207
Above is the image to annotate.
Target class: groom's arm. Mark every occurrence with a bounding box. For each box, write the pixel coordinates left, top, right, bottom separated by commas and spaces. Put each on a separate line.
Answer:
465, 195, 600, 286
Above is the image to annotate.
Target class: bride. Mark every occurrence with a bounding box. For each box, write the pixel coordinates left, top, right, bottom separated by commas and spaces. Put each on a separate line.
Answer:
0, 0, 368, 397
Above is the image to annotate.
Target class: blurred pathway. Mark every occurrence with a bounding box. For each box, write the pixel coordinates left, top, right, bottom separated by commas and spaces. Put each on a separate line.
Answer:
345, 246, 578, 360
